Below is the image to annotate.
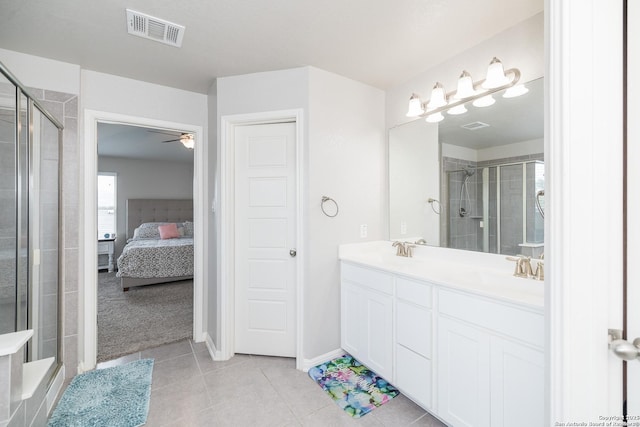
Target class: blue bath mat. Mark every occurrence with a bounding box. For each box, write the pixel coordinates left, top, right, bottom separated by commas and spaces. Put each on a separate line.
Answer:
308, 354, 399, 418
47, 359, 154, 427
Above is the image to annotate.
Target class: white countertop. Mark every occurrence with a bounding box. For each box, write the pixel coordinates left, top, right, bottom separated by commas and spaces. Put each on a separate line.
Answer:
339, 241, 544, 310
0, 330, 33, 356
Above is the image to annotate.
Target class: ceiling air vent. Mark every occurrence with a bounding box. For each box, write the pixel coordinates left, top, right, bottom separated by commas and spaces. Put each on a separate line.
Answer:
461, 121, 490, 131
126, 9, 185, 48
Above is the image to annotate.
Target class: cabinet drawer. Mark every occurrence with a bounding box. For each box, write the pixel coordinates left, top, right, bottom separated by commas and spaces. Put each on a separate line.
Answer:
397, 300, 432, 357
341, 263, 393, 295
396, 277, 432, 308
396, 345, 432, 410
439, 289, 544, 348
97, 242, 110, 253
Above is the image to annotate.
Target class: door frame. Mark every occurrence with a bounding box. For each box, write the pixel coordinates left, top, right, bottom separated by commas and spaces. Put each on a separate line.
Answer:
81, 109, 207, 371
546, 0, 624, 422
219, 109, 304, 369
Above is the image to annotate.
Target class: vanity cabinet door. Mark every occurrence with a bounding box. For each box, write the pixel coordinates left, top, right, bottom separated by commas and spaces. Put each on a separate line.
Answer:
438, 316, 491, 427
340, 278, 393, 381
363, 288, 393, 380
341, 281, 364, 358
489, 338, 544, 427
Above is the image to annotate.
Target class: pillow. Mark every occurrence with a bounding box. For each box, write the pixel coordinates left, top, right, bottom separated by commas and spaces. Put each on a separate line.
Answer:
132, 222, 165, 240
158, 223, 180, 239
182, 221, 194, 237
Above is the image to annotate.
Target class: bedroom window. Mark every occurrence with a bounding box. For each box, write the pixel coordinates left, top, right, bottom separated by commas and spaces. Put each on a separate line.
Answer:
97, 173, 117, 239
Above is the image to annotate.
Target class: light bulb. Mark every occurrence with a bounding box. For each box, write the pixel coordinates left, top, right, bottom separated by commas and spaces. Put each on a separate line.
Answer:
503, 84, 529, 98
426, 112, 444, 123
447, 104, 467, 115
406, 93, 424, 117
454, 71, 476, 99
472, 95, 495, 108
426, 82, 447, 109
482, 57, 510, 89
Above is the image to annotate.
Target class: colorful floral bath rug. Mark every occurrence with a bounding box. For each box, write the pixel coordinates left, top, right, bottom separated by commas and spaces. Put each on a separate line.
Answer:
308, 354, 399, 418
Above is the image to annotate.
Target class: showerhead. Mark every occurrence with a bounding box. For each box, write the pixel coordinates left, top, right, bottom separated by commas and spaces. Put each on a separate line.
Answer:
463, 166, 476, 177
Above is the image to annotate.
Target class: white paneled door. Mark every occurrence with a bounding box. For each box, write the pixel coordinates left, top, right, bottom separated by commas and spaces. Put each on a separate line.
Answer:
234, 122, 297, 357
627, 0, 640, 415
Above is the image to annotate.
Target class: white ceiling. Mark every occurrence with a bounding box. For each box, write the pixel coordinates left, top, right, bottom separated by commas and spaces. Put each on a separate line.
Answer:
97, 123, 194, 163
0, 0, 542, 94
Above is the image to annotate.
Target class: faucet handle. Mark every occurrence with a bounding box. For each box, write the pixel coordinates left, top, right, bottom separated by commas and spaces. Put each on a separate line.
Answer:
533, 260, 544, 281
506, 255, 532, 278
405, 244, 416, 257
392, 241, 406, 256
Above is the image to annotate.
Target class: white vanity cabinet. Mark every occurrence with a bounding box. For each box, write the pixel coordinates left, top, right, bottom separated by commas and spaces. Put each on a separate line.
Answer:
340, 263, 394, 381
339, 253, 544, 427
437, 289, 544, 427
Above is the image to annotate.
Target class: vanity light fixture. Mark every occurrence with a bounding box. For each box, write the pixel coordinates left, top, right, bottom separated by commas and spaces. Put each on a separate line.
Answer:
406, 93, 425, 117
454, 70, 476, 99
482, 57, 510, 89
427, 82, 448, 110
405, 57, 525, 123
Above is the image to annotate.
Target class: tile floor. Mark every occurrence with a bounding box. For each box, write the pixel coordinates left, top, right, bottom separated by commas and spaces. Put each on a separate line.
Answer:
91, 339, 448, 426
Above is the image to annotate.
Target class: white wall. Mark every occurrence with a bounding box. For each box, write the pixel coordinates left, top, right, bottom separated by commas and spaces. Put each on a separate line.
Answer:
81, 70, 208, 125
0, 48, 80, 94
386, 12, 544, 129
216, 66, 385, 360
98, 156, 194, 258
306, 67, 386, 358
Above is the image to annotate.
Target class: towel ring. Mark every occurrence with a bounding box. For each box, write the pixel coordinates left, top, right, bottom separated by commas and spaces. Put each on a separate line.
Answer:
427, 198, 441, 215
321, 196, 339, 218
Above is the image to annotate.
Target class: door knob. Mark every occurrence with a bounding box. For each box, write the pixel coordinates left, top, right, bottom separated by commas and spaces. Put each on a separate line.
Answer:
289, 249, 297, 257
610, 339, 640, 361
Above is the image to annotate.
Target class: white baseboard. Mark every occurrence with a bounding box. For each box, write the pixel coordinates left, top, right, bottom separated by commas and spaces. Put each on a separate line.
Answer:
301, 348, 346, 372
204, 333, 225, 361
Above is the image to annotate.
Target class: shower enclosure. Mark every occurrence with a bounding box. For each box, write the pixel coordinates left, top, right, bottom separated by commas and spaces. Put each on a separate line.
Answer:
0, 63, 62, 380
445, 160, 544, 256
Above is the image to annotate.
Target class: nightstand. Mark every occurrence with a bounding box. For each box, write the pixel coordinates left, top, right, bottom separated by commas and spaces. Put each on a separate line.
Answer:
98, 238, 116, 272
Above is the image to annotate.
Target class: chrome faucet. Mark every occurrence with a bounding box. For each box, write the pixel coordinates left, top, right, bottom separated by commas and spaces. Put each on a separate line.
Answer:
507, 255, 533, 278
392, 241, 415, 257
392, 241, 406, 257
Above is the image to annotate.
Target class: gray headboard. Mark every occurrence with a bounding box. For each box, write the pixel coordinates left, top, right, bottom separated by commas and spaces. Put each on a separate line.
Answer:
126, 199, 193, 238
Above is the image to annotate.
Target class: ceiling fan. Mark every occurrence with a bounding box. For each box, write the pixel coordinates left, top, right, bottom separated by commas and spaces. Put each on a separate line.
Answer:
147, 129, 195, 150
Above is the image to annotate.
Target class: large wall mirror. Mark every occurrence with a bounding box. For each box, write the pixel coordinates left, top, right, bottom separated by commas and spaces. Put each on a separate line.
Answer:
389, 77, 544, 257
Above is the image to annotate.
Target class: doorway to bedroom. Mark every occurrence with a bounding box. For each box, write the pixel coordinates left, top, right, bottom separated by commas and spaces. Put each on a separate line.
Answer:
95, 122, 195, 363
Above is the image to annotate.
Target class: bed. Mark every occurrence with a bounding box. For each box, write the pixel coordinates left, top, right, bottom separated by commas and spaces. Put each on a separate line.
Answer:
116, 199, 194, 291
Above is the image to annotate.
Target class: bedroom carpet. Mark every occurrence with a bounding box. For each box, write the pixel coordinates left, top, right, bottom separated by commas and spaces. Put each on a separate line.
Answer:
98, 272, 192, 363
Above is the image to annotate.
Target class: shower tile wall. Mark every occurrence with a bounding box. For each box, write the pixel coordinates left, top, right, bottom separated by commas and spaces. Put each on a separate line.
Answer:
28, 87, 79, 378
441, 157, 482, 251
442, 153, 543, 254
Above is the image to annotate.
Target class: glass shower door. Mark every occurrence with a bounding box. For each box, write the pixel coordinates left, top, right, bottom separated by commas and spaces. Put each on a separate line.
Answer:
0, 76, 16, 335
30, 107, 60, 360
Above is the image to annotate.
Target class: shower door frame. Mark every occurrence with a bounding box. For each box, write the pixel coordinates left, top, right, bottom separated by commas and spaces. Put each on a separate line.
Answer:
0, 61, 64, 375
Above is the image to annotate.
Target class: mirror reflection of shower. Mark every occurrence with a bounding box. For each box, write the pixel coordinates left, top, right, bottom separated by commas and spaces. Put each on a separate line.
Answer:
445, 159, 544, 256
535, 189, 545, 218
459, 166, 476, 217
